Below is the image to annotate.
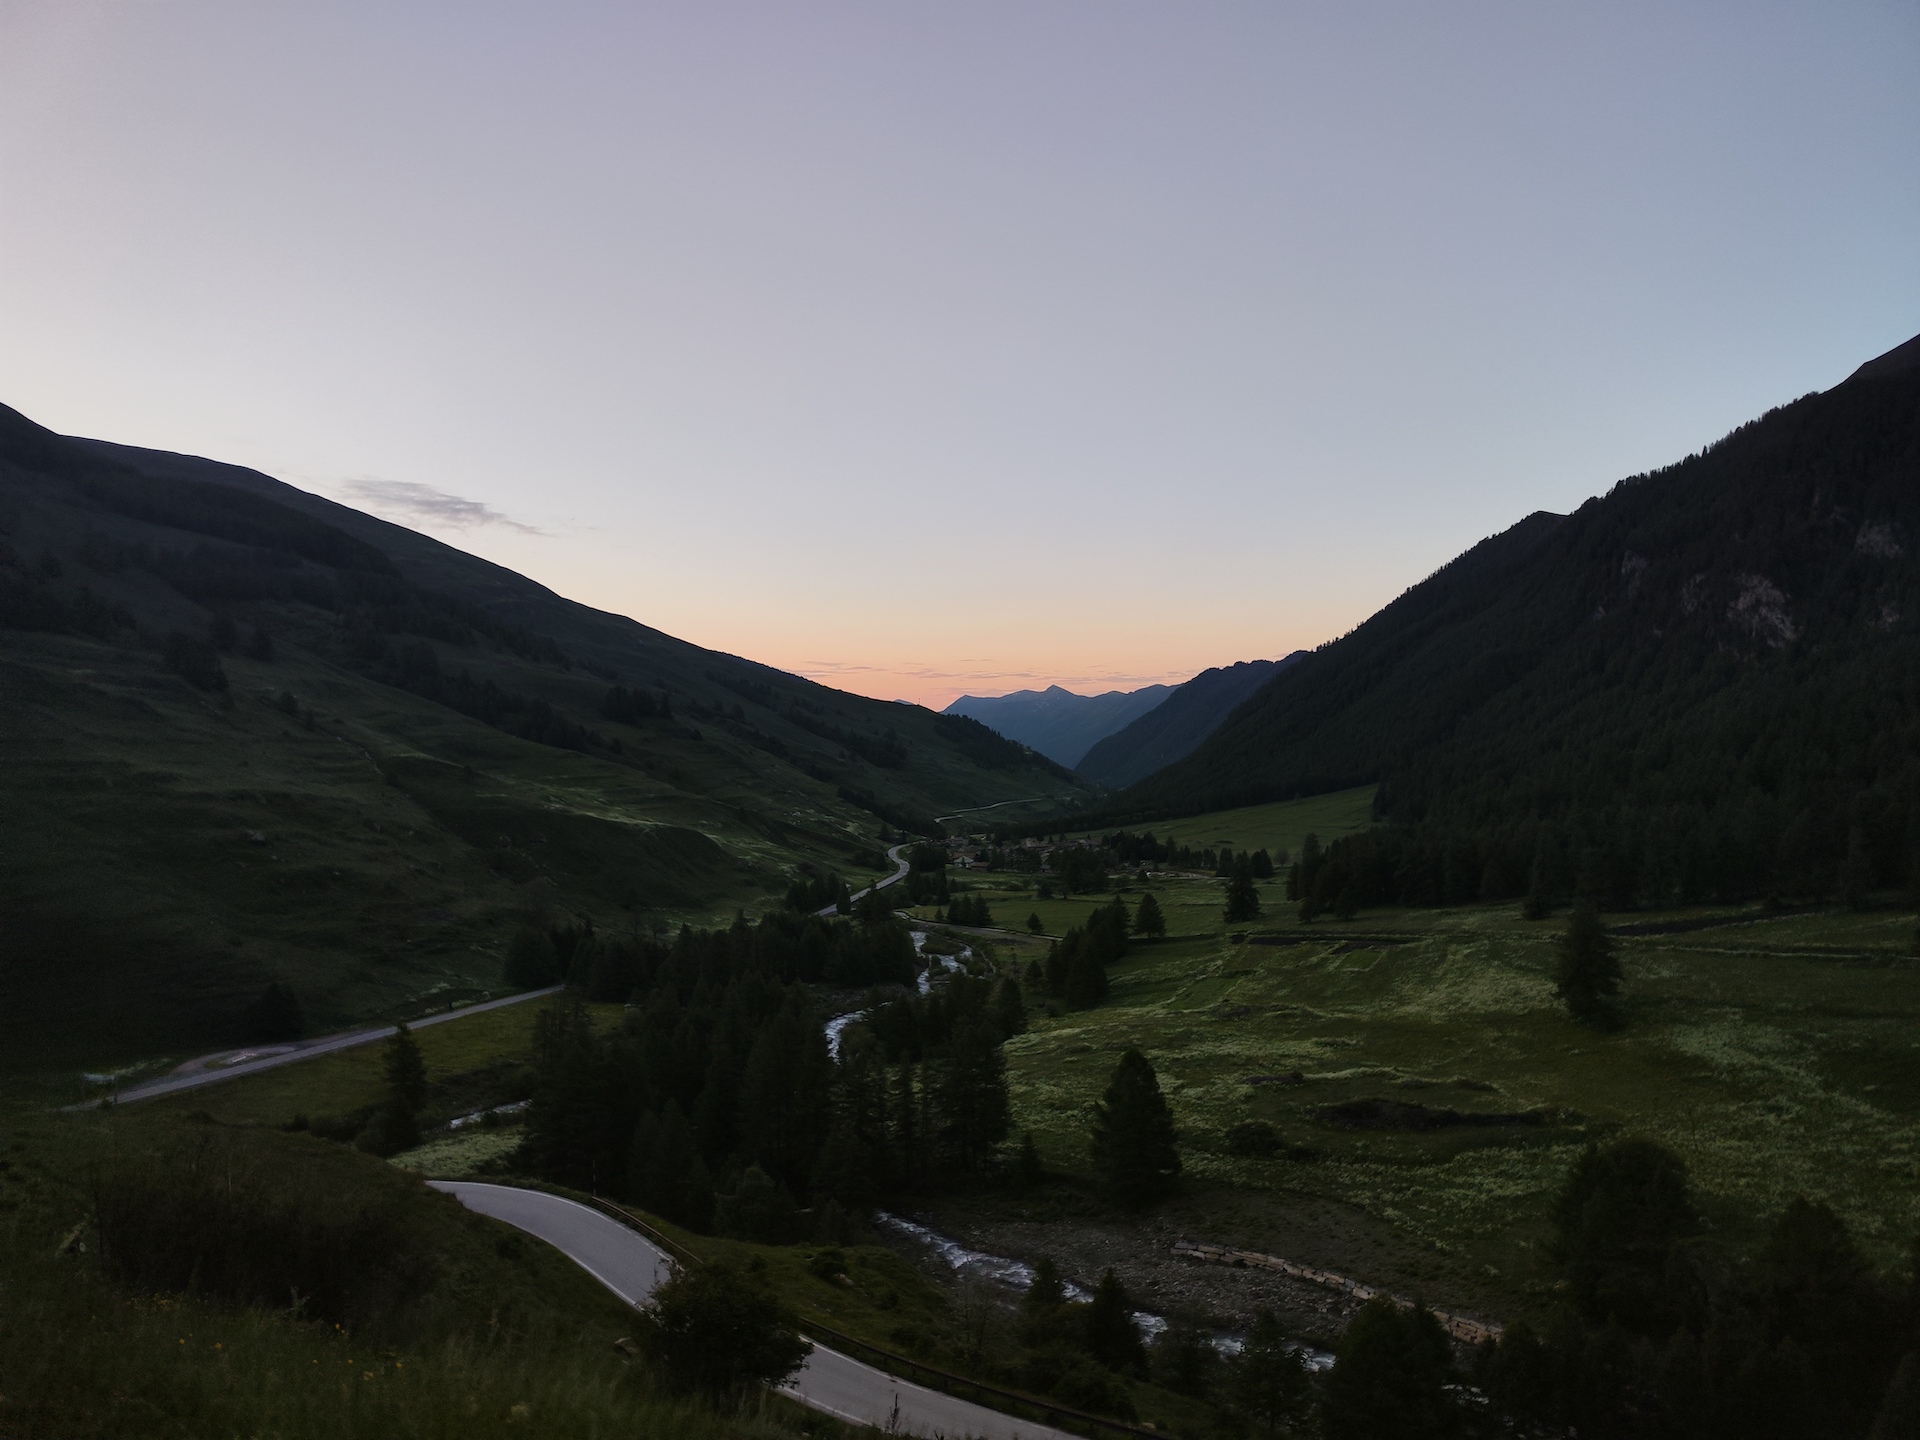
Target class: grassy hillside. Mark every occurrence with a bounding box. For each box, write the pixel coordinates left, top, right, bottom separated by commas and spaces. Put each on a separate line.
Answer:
1084, 349, 1920, 908
992, 878, 1920, 1324
0, 1103, 798, 1440
0, 402, 1091, 1070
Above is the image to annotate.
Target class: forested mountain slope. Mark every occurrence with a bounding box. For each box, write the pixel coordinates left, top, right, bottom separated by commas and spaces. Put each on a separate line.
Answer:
1092, 337, 1920, 909
0, 404, 1087, 1064
1076, 655, 1300, 787
942, 682, 1173, 768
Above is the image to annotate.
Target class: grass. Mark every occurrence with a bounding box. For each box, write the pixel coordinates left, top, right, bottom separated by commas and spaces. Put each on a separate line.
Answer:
0, 1107, 812, 1440
1054, 785, 1378, 860
988, 874, 1920, 1325
140, 997, 626, 1130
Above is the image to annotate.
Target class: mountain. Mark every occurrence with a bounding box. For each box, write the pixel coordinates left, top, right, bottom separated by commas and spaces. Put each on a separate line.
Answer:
1075, 655, 1303, 788
1082, 332, 1920, 911
942, 682, 1173, 768
0, 404, 1090, 1065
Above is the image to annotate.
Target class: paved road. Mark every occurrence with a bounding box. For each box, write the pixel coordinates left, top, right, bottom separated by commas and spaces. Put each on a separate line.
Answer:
817, 842, 912, 917
106, 986, 565, 1106
433, 1181, 1077, 1440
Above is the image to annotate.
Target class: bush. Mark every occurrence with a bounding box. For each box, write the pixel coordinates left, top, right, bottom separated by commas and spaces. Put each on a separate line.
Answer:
634, 1262, 811, 1397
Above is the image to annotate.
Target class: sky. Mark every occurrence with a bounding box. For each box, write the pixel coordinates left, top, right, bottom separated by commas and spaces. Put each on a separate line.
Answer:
1, 3, 1915, 707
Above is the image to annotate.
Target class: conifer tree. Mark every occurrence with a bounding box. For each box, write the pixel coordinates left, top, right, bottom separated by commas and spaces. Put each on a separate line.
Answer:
1027, 910, 1045, 934
1320, 1298, 1460, 1440
1224, 857, 1263, 923
1083, 1269, 1147, 1375
1554, 896, 1623, 1026
1133, 892, 1166, 940
1065, 942, 1109, 1008
384, 1021, 427, 1112
1019, 1255, 1068, 1347
1230, 1308, 1312, 1437
1089, 1048, 1180, 1206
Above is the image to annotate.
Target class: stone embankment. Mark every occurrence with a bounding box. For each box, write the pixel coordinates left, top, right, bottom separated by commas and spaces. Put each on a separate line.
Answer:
1172, 1239, 1503, 1346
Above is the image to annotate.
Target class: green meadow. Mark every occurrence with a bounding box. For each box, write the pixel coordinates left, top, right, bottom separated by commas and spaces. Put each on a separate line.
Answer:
991, 873, 1920, 1323
1062, 784, 1379, 863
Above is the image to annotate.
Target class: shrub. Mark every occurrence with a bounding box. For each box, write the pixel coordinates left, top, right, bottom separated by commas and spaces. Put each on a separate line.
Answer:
633, 1262, 811, 1397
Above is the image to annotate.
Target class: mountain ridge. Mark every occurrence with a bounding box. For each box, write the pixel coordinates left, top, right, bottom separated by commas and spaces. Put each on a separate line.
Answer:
0, 403, 1090, 1064
1076, 654, 1304, 788
1054, 337, 1920, 910
942, 682, 1173, 768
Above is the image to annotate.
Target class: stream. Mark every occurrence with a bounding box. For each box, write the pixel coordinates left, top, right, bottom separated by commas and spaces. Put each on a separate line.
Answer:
825, 929, 967, 1060
826, 939, 1335, 1371
875, 1211, 1334, 1369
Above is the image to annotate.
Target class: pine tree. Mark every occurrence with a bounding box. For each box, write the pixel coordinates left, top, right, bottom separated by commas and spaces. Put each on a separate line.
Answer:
1065, 941, 1109, 1008
1019, 1255, 1069, 1347
1230, 1308, 1312, 1437
1320, 1299, 1461, 1440
1250, 848, 1275, 880
1083, 1269, 1147, 1375
930, 1016, 1010, 1173
1133, 892, 1166, 940
384, 1022, 427, 1111
1554, 897, 1623, 1026
1089, 1048, 1180, 1207
1027, 911, 1045, 934
1224, 857, 1263, 923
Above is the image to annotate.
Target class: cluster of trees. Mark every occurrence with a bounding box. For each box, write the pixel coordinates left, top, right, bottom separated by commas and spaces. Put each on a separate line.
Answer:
1284, 800, 1920, 921
1460, 1137, 1919, 1439
506, 910, 916, 997
361, 638, 604, 752
1050, 846, 1110, 894
510, 913, 1022, 1239
0, 541, 134, 642
1040, 897, 1132, 1008
1134, 1134, 1919, 1439
939, 893, 995, 926
783, 868, 852, 915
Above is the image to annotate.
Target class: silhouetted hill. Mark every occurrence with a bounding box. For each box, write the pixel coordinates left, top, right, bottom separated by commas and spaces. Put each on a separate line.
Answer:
1086, 334, 1920, 911
1076, 655, 1303, 787
942, 682, 1172, 768
0, 405, 1089, 1063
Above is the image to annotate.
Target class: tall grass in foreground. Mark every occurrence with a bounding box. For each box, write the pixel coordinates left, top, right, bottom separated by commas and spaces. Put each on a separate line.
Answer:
0, 1248, 791, 1440
0, 1112, 810, 1440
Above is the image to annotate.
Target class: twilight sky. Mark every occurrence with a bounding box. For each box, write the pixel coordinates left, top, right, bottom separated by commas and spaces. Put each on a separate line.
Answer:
2, 3, 1915, 707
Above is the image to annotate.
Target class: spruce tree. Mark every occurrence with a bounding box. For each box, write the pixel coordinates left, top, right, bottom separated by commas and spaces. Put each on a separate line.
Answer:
384, 1021, 427, 1111
1089, 1048, 1180, 1206
1224, 857, 1263, 923
1083, 1269, 1147, 1375
1133, 891, 1166, 940
1554, 896, 1623, 1026
1320, 1298, 1460, 1440
1019, 1256, 1068, 1348
1027, 910, 1045, 935
1230, 1308, 1312, 1437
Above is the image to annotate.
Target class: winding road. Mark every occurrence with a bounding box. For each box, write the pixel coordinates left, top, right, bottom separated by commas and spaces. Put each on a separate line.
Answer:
817, 841, 913, 917
433, 1181, 1077, 1440
101, 985, 567, 1107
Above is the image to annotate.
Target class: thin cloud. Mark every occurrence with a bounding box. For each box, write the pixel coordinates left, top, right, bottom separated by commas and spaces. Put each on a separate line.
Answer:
336, 477, 545, 535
